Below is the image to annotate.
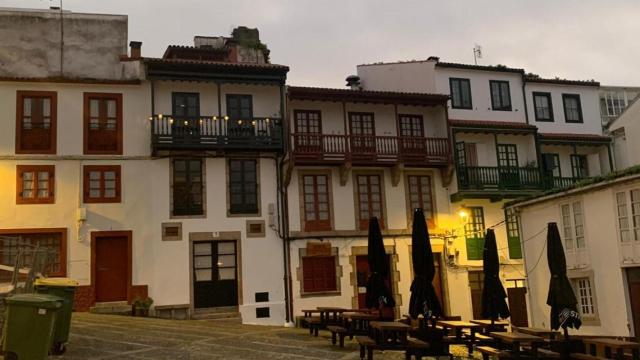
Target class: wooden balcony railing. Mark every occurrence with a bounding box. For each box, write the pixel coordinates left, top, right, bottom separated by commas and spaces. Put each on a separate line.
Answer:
151, 115, 283, 151
542, 176, 590, 190
457, 166, 543, 191
291, 134, 450, 165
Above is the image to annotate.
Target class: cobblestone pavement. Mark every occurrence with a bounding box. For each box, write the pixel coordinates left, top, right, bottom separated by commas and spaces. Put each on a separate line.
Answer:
53, 313, 478, 360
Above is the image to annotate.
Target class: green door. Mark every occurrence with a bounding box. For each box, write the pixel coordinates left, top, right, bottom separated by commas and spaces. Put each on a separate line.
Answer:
497, 144, 519, 189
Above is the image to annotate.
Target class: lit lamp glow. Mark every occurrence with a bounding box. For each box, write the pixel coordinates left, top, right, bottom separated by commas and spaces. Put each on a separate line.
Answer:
158, 114, 163, 120
458, 209, 469, 220
169, 118, 174, 124
224, 116, 229, 121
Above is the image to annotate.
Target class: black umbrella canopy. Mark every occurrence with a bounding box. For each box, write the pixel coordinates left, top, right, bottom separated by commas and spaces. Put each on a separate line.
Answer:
546, 222, 581, 331
365, 217, 395, 309
481, 229, 510, 320
409, 208, 443, 319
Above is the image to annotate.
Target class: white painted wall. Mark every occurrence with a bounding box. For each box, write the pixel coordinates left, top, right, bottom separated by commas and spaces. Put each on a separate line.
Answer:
609, 99, 640, 169
513, 180, 640, 337
453, 133, 538, 167
357, 61, 438, 94
539, 144, 609, 178
525, 83, 602, 135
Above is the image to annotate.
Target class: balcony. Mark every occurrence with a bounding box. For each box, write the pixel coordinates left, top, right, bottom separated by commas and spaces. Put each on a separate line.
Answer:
291, 134, 450, 166
151, 115, 283, 152
456, 166, 543, 195
543, 176, 590, 190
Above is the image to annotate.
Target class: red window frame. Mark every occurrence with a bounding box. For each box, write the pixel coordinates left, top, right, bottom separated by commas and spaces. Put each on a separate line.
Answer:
302, 174, 331, 231
83, 93, 123, 155
407, 175, 435, 227
15, 91, 57, 154
16, 165, 55, 204
302, 255, 337, 293
83, 165, 122, 203
356, 174, 384, 230
0, 228, 67, 278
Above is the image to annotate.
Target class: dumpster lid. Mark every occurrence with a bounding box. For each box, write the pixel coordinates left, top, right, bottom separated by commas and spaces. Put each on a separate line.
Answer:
34, 277, 79, 287
5, 294, 62, 309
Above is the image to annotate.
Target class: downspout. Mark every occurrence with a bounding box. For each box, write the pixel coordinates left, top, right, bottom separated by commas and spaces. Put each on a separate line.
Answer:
522, 74, 530, 124
513, 208, 536, 326
607, 143, 615, 173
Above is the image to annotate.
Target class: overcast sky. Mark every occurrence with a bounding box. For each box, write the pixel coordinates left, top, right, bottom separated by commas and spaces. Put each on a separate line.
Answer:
3, 0, 639, 87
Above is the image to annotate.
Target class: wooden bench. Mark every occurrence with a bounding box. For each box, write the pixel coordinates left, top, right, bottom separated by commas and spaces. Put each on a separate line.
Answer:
571, 353, 609, 360
537, 348, 561, 359
305, 317, 322, 336
477, 346, 512, 360
327, 325, 348, 347
356, 336, 429, 360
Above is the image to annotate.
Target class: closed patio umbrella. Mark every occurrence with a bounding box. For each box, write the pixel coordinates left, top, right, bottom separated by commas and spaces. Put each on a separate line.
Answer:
480, 229, 510, 321
409, 208, 443, 320
365, 217, 395, 311
546, 222, 581, 332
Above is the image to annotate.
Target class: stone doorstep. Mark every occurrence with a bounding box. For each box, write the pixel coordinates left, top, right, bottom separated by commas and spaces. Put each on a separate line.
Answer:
89, 301, 132, 315
191, 306, 240, 320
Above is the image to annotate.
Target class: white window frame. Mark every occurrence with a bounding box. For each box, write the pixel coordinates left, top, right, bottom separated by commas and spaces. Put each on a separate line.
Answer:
569, 274, 600, 325
615, 189, 640, 243
560, 200, 586, 252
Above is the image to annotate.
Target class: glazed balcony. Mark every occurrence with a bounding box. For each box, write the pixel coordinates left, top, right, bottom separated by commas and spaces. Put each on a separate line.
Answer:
291, 134, 450, 166
151, 115, 283, 152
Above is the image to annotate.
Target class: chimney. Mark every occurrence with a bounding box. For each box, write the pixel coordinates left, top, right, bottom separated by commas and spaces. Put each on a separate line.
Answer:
129, 41, 142, 59
346, 75, 361, 90
427, 56, 440, 62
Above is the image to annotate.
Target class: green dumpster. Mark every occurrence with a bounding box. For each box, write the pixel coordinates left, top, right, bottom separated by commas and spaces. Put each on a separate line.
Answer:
2, 293, 62, 360
34, 277, 79, 354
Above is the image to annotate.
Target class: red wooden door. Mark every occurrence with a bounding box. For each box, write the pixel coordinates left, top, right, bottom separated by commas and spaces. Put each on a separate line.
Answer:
356, 255, 394, 319
627, 268, 640, 340
95, 236, 128, 302
349, 112, 376, 157
507, 287, 529, 327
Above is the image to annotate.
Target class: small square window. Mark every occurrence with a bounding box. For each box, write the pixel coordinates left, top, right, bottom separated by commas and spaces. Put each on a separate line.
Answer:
246, 220, 265, 238
16, 165, 55, 204
162, 222, 182, 241
83, 165, 121, 203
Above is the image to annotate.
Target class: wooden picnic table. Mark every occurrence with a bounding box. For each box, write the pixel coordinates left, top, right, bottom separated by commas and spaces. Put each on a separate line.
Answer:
316, 307, 347, 324
471, 319, 510, 333
343, 313, 376, 335
490, 331, 544, 360
369, 321, 410, 347
437, 320, 481, 355
513, 326, 559, 340
583, 338, 640, 360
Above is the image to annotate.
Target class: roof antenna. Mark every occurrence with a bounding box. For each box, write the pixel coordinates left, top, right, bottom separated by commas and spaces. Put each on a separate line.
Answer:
473, 44, 482, 65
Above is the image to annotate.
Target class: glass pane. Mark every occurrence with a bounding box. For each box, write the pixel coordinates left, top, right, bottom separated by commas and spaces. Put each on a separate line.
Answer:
89, 171, 101, 180
23, 98, 32, 116
90, 99, 99, 117
42, 98, 51, 117
218, 268, 236, 280
104, 189, 116, 198
107, 100, 116, 118
194, 255, 212, 268
193, 243, 211, 256
195, 269, 212, 281
104, 171, 116, 180
218, 242, 235, 255
217, 255, 235, 267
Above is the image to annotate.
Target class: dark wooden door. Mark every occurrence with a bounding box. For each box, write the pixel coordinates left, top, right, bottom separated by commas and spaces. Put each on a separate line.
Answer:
172, 92, 200, 136
349, 112, 376, 157
398, 115, 425, 156
469, 270, 484, 319
193, 241, 238, 308
507, 287, 529, 327
294, 110, 322, 154
627, 268, 640, 340
95, 236, 128, 302
498, 144, 520, 189
356, 255, 394, 319
227, 95, 253, 137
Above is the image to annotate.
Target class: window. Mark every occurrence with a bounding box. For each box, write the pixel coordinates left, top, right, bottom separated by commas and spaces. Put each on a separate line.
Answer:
449, 78, 472, 109
490, 80, 512, 111
571, 277, 597, 318
455, 142, 478, 167
542, 153, 561, 177
228, 159, 258, 215
84, 93, 123, 154
302, 255, 337, 293
172, 159, 204, 216
356, 174, 384, 230
0, 229, 66, 278
16, 91, 57, 154
302, 174, 331, 231
570, 155, 589, 179
16, 165, 54, 204
561, 201, 586, 251
465, 207, 485, 260
172, 92, 200, 118
533, 92, 554, 122
349, 112, 376, 153
161, 222, 182, 241
226, 95, 253, 120
615, 189, 640, 243
505, 208, 522, 259
83, 165, 121, 203
563, 94, 583, 123
294, 110, 322, 151
398, 115, 424, 138
407, 175, 435, 227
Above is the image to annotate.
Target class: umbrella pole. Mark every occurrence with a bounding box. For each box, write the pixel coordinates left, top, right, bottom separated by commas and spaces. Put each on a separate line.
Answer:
562, 327, 570, 360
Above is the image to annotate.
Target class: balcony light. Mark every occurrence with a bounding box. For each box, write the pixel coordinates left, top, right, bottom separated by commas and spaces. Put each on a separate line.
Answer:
169, 118, 174, 124
213, 116, 218, 120
158, 114, 163, 120
148, 116, 153, 121
265, 118, 270, 123
224, 116, 229, 121
458, 209, 469, 220
251, 120, 256, 126
238, 120, 243, 125
199, 119, 203, 124
184, 120, 189, 126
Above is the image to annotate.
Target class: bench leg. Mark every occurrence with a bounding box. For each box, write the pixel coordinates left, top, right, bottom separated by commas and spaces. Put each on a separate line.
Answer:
314, 326, 319, 337
309, 325, 313, 335
367, 346, 373, 360
360, 344, 365, 360
331, 332, 336, 345
339, 334, 345, 348
405, 352, 411, 360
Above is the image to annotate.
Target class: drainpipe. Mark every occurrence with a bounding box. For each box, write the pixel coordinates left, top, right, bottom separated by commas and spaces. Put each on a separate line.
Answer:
522, 74, 530, 124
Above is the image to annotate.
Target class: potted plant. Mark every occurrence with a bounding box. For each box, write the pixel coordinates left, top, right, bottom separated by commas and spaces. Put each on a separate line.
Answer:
132, 297, 153, 317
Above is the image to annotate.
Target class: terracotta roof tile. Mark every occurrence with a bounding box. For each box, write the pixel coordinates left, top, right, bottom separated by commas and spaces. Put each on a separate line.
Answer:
287, 86, 449, 106
143, 57, 289, 71
525, 76, 599, 87
449, 119, 537, 130
538, 132, 611, 142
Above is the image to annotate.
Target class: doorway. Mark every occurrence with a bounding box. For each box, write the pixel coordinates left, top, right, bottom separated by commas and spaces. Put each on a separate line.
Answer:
355, 254, 394, 319
193, 241, 239, 308
507, 286, 529, 326
627, 268, 640, 340
92, 232, 131, 303
469, 270, 484, 319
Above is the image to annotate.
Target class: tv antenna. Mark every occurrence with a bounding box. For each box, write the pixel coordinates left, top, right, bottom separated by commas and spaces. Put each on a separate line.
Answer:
473, 44, 482, 65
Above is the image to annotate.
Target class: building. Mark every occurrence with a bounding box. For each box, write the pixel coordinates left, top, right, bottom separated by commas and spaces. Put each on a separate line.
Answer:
0, 8, 289, 325
356, 57, 612, 323
285, 85, 466, 319
599, 86, 640, 127
507, 168, 640, 339
607, 96, 640, 170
